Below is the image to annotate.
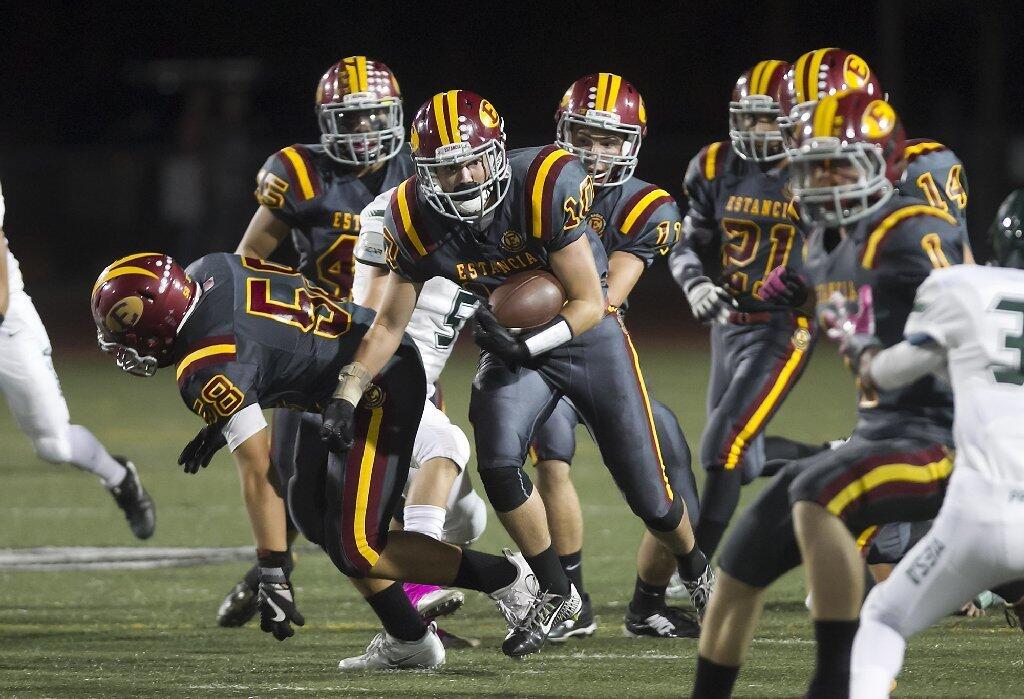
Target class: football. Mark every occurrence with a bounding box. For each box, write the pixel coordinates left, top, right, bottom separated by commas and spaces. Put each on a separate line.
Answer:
488, 270, 566, 330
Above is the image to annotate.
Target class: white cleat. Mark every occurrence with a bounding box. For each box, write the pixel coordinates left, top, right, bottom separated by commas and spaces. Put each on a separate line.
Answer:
414, 588, 465, 621
666, 571, 689, 601
338, 622, 445, 671
488, 549, 540, 629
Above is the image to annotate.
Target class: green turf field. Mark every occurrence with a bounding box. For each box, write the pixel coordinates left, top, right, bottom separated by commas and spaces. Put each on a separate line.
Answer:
0, 344, 1017, 697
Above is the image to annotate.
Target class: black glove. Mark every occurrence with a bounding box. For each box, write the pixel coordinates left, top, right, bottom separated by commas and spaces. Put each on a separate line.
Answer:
473, 305, 530, 365
177, 423, 227, 474
320, 399, 356, 455
257, 569, 305, 641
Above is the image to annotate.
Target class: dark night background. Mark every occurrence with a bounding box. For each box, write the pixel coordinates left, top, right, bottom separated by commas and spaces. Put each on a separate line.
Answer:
1, 1, 1021, 340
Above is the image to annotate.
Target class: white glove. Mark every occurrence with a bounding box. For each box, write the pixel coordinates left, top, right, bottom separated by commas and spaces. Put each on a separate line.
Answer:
684, 276, 736, 324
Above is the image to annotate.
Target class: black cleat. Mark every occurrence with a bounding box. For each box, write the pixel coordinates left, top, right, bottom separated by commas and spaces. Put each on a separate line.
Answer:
502, 584, 582, 659
218, 579, 259, 628
624, 606, 700, 638
548, 592, 596, 642
108, 458, 155, 539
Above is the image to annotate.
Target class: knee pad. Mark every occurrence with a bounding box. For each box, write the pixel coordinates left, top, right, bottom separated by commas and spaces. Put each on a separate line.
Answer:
642, 494, 684, 532
443, 490, 488, 546
34, 434, 71, 464
478, 465, 534, 513
414, 402, 471, 471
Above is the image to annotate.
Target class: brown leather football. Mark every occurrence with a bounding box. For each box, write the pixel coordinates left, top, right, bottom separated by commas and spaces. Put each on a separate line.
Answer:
489, 270, 567, 329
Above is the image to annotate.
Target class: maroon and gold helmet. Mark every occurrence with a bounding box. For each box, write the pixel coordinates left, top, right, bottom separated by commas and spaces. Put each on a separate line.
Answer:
729, 60, 790, 162
777, 48, 883, 154
91, 253, 198, 376
410, 90, 511, 223
555, 73, 647, 187
789, 91, 906, 226
315, 56, 404, 166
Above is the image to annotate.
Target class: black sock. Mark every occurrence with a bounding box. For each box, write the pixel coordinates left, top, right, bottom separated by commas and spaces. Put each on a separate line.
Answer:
692, 655, 739, 699
559, 550, 584, 594
526, 546, 570, 595
807, 619, 858, 698
451, 548, 517, 594
676, 545, 709, 582
365, 582, 427, 642
695, 519, 729, 559
629, 576, 666, 616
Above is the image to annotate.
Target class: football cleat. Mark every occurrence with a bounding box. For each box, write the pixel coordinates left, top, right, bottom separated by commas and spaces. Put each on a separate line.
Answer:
624, 606, 700, 638
488, 549, 540, 629
404, 583, 465, 621
1005, 598, 1024, 632
436, 627, 481, 649
217, 577, 259, 628
683, 564, 717, 619
501, 583, 582, 659
548, 592, 596, 642
107, 458, 155, 539
338, 622, 445, 671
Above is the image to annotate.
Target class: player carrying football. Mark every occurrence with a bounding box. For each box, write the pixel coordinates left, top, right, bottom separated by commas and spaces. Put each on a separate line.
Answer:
531, 73, 702, 640
327, 90, 710, 658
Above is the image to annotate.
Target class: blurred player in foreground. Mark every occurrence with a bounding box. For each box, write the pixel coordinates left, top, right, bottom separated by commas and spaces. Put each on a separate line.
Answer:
0, 181, 154, 539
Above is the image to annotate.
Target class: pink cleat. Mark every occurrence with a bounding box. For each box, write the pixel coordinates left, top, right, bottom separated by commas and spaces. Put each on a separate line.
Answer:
403, 583, 465, 621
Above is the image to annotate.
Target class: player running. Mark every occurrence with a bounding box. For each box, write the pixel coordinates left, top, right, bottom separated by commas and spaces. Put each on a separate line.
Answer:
217, 56, 415, 627
669, 59, 813, 560
327, 90, 710, 658
0, 181, 154, 539
691, 92, 964, 699
531, 73, 701, 640
92, 252, 543, 665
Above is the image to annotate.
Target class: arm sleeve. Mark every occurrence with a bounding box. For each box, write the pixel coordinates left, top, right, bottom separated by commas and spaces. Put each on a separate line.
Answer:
868, 340, 947, 391
178, 360, 260, 426
253, 148, 305, 229
222, 403, 269, 453
355, 187, 397, 268
669, 153, 719, 289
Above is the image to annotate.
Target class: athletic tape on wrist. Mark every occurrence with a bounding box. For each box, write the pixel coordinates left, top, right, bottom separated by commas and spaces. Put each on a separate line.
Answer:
333, 362, 373, 405
524, 315, 573, 357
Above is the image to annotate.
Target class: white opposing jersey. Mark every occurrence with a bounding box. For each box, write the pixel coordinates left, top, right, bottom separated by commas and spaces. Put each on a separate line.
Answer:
905, 265, 1024, 482
353, 188, 478, 388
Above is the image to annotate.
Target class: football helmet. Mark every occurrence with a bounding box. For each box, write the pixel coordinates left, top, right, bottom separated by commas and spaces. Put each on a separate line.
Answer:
410, 90, 511, 223
990, 189, 1024, 269
91, 252, 198, 377
788, 91, 905, 226
728, 60, 790, 162
555, 73, 646, 187
316, 56, 404, 166
777, 48, 883, 154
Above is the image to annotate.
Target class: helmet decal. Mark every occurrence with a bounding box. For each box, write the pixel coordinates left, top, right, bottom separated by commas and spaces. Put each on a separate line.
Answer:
861, 100, 896, 139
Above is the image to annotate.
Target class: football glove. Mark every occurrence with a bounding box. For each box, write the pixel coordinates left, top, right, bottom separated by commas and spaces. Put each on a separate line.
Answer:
760, 265, 808, 307
178, 423, 227, 474
473, 305, 530, 365
257, 568, 305, 641
320, 398, 356, 456
683, 276, 736, 324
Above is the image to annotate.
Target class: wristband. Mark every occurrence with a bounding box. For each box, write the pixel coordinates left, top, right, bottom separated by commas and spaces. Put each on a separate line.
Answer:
523, 315, 573, 357
332, 362, 373, 405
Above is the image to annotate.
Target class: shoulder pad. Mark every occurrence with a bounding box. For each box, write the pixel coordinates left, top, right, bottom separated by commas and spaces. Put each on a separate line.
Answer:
385, 177, 436, 258
903, 139, 949, 165
615, 183, 678, 236
860, 201, 957, 270
522, 146, 588, 240
696, 141, 731, 182
256, 144, 324, 209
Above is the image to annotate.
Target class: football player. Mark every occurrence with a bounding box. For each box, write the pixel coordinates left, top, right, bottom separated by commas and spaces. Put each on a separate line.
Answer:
0, 181, 154, 539
530, 73, 701, 640
844, 264, 1024, 697
691, 93, 964, 699
669, 60, 814, 561
326, 90, 710, 658
92, 252, 541, 666
217, 56, 416, 627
